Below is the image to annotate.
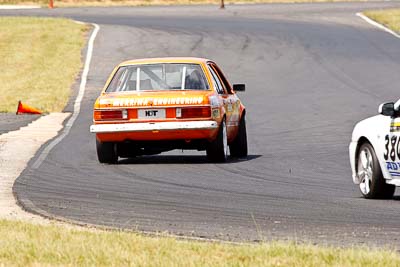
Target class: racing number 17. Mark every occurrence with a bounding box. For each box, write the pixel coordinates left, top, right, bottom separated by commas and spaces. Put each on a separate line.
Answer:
384, 134, 400, 161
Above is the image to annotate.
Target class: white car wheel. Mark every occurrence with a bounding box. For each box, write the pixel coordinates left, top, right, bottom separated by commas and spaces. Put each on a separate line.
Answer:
356, 142, 395, 199
358, 147, 373, 195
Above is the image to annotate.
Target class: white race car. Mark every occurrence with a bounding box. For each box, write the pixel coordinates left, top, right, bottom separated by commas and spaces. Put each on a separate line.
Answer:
349, 102, 400, 199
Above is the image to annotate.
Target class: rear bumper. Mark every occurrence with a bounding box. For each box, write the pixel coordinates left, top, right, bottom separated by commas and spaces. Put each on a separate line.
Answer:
90, 120, 218, 133
91, 120, 219, 142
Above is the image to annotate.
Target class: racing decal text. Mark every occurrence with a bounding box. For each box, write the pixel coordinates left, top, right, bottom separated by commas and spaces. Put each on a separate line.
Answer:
384, 134, 400, 161
112, 97, 204, 107
386, 162, 400, 177
383, 134, 400, 176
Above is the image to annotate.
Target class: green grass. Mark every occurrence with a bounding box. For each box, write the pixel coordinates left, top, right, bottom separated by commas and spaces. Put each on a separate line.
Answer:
0, 219, 399, 266
364, 9, 400, 33
0, 17, 87, 113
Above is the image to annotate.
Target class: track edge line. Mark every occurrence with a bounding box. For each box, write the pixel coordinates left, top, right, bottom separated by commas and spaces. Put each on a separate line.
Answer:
356, 12, 400, 40
31, 21, 100, 169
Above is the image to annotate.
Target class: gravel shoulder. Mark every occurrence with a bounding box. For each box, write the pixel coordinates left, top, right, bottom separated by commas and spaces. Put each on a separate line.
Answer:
0, 113, 70, 222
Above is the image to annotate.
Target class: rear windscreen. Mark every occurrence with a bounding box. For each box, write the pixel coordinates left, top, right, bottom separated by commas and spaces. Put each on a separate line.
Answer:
106, 63, 209, 92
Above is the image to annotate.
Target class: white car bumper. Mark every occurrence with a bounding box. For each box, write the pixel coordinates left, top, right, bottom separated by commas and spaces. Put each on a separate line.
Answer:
349, 141, 359, 184
90, 120, 218, 133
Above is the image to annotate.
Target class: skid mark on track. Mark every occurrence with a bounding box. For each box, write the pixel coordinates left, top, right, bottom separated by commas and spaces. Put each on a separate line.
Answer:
190, 35, 204, 52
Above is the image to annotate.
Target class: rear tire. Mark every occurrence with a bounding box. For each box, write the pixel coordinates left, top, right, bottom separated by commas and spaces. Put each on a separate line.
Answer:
229, 114, 248, 158
207, 120, 228, 163
357, 142, 395, 199
96, 139, 118, 164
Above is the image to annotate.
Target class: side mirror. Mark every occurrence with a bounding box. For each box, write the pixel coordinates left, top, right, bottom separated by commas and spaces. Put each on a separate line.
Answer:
379, 102, 395, 117
233, 84, 245, 92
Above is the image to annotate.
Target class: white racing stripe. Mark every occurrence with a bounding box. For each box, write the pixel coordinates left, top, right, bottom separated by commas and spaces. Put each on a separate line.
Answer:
32, 22, 100, 169
356, 12, 400, 40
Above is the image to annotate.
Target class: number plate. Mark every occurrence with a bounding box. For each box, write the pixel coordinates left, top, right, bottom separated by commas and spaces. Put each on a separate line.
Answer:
138, 109, 166, 119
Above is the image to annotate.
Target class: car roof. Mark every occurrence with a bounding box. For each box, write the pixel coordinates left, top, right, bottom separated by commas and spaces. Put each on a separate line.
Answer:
119, 57, 212, 66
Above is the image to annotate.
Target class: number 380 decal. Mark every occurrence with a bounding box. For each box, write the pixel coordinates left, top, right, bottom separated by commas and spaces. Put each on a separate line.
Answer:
384, 134, 400, 161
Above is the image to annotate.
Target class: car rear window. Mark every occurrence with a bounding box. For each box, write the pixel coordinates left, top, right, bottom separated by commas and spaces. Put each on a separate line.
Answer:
106, 63, 209, 92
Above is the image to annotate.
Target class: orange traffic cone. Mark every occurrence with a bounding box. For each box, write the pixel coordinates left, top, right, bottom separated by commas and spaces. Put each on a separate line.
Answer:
16, 101, 42, 115
48, 0, 54, 9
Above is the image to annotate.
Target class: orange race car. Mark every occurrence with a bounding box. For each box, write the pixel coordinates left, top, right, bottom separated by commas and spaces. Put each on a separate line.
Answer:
90, 57, 247, 163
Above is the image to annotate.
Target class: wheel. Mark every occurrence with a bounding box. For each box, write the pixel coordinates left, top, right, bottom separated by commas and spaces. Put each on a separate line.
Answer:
229, 114, 248, 158
96, 139, 118, 164
206, 119, 228, 163
357, 142, 395, 199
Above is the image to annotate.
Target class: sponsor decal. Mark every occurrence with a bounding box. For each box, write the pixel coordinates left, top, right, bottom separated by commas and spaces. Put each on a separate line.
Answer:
386, 162, 400, 177
99, 99, 112, 105
384, 134, 400, 161
111, 97, 204, 107
212, 108, 220, 119
383, 134, 400, 177
209, 95, 220, 108
391, 122, 400, 132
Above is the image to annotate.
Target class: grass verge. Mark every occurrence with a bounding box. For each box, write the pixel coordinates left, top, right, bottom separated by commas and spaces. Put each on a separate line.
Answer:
0, 219, 400, 266
0, 0, 375, 7
0, 17, 87, 113
364, 9, 400, 33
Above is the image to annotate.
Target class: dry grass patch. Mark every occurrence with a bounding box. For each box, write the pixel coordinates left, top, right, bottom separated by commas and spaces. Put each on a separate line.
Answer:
0, 17, 87, 113
0, 219, 400, 266
364, 9, 400, 33
0, 0, 373, 7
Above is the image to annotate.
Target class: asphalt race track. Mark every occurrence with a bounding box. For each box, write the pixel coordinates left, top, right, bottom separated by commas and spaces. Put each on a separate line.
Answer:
4, 2, 400, 246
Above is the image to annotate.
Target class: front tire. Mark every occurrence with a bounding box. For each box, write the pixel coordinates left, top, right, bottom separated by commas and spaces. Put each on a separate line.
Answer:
96, 139, 118, 164
357, 142, 395, 199
207, 120, 228, 163
229, 114, 248, 158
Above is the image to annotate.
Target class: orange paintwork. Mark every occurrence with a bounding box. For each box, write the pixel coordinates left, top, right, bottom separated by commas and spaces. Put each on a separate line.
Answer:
94, 90, 212, 109
93, 57, 245, 144
97, 129, 219, 142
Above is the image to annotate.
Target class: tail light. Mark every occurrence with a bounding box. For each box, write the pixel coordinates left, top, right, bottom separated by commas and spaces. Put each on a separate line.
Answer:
94, 109, 128, 120
176, 107, 211, 119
